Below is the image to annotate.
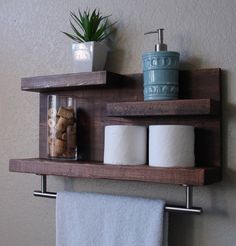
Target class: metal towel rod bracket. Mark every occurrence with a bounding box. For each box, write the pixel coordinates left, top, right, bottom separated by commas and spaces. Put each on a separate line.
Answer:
34, 175, 202, 214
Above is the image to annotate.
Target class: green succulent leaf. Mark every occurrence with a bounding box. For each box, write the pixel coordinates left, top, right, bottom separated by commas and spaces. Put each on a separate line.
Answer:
69, 21, 86, 42
62, 8, 116, 43
70, 12, 85, 33
61, 32, 84, 42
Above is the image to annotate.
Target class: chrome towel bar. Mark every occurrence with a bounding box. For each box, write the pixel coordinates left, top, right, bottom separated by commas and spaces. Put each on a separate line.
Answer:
34, 175, 202, 214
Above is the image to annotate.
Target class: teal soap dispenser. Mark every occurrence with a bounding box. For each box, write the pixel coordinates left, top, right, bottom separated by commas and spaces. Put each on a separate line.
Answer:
142, 28, 180, 101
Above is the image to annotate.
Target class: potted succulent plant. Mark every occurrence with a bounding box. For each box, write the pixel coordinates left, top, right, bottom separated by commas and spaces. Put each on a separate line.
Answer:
63, 8, 116, 73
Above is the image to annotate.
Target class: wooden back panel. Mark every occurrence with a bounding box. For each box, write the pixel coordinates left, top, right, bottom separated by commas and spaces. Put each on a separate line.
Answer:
39, 68, 221, 168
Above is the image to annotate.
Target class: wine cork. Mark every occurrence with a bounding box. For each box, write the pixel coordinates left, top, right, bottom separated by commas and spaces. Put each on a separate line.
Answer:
69, 134, 76, 149
63, 150, 76, 158
48, 108, 57, 118
67, 123, 76, 134
56, 117, 68, 132
48, 127, 56, 138
48, 137, 53, 144
67, 125, 77, 149
49, 143, 58, 157
48, 119, 56, 128
56, 130, 63, 139
62, 132, 67, 140
67, 117, 75, 125
57, 106, 74, 119
54, 139, 66, 155
72, 123, 76, 134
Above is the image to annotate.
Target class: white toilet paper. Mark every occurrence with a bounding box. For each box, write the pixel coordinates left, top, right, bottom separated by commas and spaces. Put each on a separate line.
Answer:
104, 125, 147, 165
149, 125, 195, 167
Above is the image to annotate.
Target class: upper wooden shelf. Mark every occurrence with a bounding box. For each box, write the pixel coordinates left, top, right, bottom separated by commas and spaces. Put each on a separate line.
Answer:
106, 99, 219, 116
21, 71, 123, 92
9, 158, 221, 186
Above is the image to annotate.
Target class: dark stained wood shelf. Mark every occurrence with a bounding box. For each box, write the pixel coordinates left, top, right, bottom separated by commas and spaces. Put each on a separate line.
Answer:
10, 68, 222, 188
21, 71, 123, 92
9, 158, 222, 186
106, 99, 219, 116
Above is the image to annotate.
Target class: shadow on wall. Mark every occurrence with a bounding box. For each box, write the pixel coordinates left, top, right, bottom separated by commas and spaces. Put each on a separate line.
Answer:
179, 58, 203, 70
169, 212, 195, 246
169, 168, 236, 246
169, 70, 236, 246
105, 21, 127, 72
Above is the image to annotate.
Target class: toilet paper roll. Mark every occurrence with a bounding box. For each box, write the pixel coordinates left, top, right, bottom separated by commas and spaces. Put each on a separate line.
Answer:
149, 125, 195, 167
104, 125, 147, 165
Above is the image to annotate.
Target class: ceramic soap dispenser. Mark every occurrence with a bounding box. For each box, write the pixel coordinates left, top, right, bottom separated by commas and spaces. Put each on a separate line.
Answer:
142, 28, 180, 101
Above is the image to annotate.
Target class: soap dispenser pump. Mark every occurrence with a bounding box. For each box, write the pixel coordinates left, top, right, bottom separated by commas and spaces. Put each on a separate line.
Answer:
142, 28, 180, 101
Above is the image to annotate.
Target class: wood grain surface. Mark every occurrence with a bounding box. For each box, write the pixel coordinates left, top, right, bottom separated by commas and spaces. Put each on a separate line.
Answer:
9, 158, 221, 186
106, 99, 220, 116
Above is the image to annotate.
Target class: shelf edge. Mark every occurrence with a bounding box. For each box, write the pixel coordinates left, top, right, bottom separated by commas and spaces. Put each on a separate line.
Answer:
21, 71, 123, 92
9, 158, 221, 186
106, 99, 219, 117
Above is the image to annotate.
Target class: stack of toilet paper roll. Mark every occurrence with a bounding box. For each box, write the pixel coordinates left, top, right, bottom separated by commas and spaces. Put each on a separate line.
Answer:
103, 125, 195, 167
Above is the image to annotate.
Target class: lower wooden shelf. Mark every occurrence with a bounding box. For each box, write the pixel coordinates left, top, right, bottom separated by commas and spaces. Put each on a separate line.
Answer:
9, 158, 221, 186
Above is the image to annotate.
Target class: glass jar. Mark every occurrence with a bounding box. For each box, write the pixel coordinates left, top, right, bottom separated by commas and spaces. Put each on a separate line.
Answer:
47, 95, 77, 160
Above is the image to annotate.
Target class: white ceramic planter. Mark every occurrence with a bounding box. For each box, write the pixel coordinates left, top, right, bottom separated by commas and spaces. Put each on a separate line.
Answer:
72, 41, 109, 73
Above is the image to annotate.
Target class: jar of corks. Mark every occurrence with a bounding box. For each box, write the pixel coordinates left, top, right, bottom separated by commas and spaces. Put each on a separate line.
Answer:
47, 95, 77, 160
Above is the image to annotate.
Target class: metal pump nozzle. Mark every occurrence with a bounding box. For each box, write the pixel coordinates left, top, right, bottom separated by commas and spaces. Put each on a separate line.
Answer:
144, 28, 167, 51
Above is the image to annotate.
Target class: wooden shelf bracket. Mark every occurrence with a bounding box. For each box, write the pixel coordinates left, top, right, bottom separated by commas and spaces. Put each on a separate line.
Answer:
34, 175, 202, 214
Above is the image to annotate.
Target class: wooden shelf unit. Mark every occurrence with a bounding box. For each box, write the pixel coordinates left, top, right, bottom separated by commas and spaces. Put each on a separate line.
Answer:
9, 68, 222, 186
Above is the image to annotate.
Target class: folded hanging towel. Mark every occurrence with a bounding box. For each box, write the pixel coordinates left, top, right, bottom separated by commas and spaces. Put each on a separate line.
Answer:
56, 192, 167, 246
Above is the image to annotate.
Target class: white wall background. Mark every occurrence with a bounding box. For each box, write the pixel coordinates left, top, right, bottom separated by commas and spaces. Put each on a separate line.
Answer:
0, 0, 235, 245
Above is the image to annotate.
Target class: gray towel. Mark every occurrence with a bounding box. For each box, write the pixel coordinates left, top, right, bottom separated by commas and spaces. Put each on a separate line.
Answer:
56, 192, 167, 246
